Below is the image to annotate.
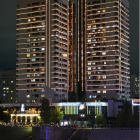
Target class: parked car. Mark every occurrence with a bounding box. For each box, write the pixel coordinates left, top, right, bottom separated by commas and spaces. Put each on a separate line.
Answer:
25, 123, 32, 127
16, 124, 24, 127
5, 123, 15, 127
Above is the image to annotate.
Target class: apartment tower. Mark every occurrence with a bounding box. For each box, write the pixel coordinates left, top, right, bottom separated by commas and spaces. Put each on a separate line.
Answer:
86, 0, 130, 100
16, 0, 76, 103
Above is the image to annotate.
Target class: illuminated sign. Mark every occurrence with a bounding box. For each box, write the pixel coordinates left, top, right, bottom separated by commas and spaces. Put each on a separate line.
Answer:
20, 104, 25, 113
79, 103, 85, 110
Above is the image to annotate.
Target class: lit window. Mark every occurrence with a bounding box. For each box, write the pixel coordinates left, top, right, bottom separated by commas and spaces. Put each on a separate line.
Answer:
97, 91, 100, 93
102, 28, 106, 32
33, 49, 36, 51
62, 54, 67, 57
88, 62, 91, 65
27, 49, 30, 52
3, 81, 5, 83
33, 18, 36, 21
88, 72, 91, 75
32, 100, 36, 103
97, 11, 100, 13
41, 48, 45, 51
92, 20, 96, 23
88, 67, 91, 70
93, 53, 96, 55
88, 40, 91, 42
27, 54, 30, 57
103, 91, 106, 93
3, 88, 5, 90
88, 26, 91, 28
92, 62, 96, 65
31, 79, 35, 82
98, 67, 101, 69
89, 77, 91, 79
33, 54, 36, 56
103, 76, 106, 79
33, 39, 36, 41
27, 39, 30, 42
27, 74, 30, 77
42, 28, 45, 30
92, 30, 95, 32
41, 38, 45, 40
11, 97, 13, 99
41, 89, 45, 92
28, 19, 31, 22
26, 95, 30, 98
31, 58, 36, 61
11, 91, 13, 93
42, 68, 45, 71
6, 87, 9, 90
11, 81, 13, 83
93, 44, 96, 46
3, 94, 5, 96
104, 62, 106, 64
41, 94, 45, 97
88, 35, 91, 37
102, 38, 106, 41
42, 22, 45, 25
102, 52, 106, 55
103, 10, 106, 12
104, 86, 106, 88
92, 39, 96, 42
97, 76, 101, 80
92, 25, 96, 28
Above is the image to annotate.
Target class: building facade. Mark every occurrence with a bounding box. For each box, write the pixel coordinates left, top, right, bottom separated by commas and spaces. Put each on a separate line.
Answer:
130, 75, 139, 98
16, 0, 130, 103
0, 100, 124, 124
85, 0, 130, 101
0, 69, 16, 103
16, 0, 76, 103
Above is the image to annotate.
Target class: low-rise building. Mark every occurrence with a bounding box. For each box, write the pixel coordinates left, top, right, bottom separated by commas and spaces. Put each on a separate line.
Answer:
130, 75, 139, 98
0, 69, 16, 103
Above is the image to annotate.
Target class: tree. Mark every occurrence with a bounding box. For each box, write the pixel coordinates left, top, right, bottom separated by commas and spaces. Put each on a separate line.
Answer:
40, 98, 50, 124
95, 114, 106, 127
50, 106, 64, 123
3, 113, 10, 123
117, 100, 136, 127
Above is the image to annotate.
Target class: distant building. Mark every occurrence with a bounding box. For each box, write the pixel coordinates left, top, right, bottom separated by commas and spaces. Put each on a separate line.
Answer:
85, 0, 130, 101
130, 75, 139, 99
0, 69, 16, 103
16, 0, 76, 103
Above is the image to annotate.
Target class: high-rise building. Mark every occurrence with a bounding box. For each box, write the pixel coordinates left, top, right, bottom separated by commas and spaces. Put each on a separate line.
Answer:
16, 0, 130, 103
16, 0, 76, 103
130, 75, 139, 99
0, 69, 16, 103
85, 0, 130, 101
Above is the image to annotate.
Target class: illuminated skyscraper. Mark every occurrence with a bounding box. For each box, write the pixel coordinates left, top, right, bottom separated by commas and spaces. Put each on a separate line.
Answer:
86, 0, 130, 100
16, 0, 76, 103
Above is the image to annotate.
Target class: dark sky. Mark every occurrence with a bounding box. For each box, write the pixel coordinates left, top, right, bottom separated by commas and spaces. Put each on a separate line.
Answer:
0, 0, 139, 76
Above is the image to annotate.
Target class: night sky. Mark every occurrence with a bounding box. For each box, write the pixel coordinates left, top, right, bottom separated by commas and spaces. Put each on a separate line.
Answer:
0, 0, 139, 76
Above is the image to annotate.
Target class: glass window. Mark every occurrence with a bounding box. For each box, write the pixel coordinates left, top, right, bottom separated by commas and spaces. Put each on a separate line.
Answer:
27, 54, 30, 57
103, 91, 106, 93
31, 58, 36, 61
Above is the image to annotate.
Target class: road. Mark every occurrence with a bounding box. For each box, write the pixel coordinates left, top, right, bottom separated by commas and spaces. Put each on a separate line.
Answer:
70, 129, 92, 140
